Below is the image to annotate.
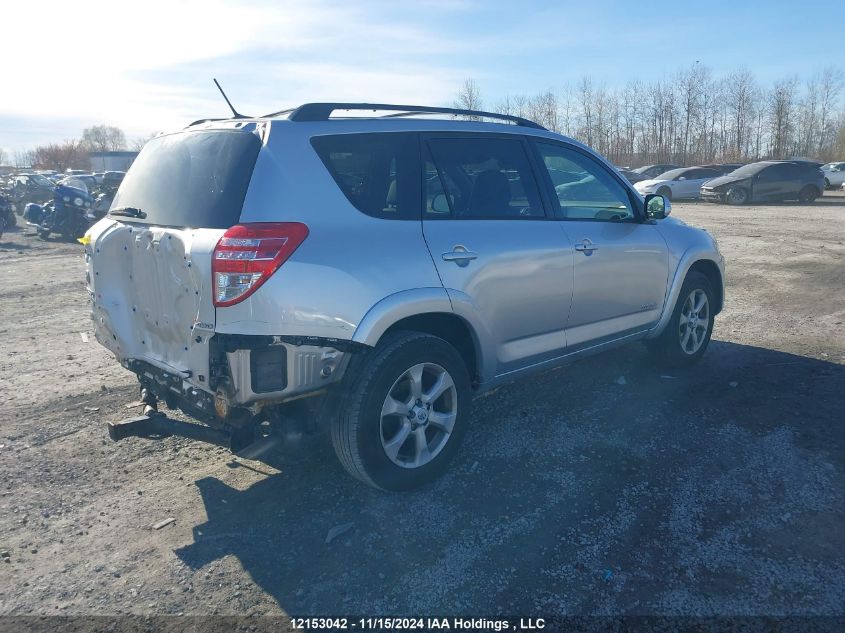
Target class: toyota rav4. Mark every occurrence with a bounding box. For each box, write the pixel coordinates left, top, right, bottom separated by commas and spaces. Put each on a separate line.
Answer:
84, 102, 725, 490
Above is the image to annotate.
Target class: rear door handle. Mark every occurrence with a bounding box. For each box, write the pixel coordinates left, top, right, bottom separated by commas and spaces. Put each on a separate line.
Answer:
442, 245, 478, 267
574, 239, 599, 255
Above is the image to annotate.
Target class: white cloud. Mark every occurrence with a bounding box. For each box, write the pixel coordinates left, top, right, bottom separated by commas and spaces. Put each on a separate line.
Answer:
0, 0, 476, 152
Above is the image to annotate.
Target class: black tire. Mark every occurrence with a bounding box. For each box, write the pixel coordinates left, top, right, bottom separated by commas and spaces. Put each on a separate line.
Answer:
657, 186, 672, 201
798, 185, 819, 203
646, 271, 715, 368
330, 331, 472, 491
825, 178, 831, 190
726, 186, 749, 205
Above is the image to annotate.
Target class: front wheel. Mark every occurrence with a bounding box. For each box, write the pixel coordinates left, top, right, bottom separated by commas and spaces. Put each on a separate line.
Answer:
726, 186, 749, 205
331, 331, 471, 491
646, 271, 715, 368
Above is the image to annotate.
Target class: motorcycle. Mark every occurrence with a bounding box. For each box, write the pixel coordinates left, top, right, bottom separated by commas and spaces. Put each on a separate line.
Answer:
0, 188, 17, 240
24, 178, 95, 241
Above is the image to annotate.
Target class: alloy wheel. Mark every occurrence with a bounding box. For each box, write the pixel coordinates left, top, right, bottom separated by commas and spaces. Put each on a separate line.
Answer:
679, 289, 710, 355
379, 362, 458, 469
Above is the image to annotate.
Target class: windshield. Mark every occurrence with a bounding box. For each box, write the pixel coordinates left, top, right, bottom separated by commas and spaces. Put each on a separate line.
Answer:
728, 163, 768, 178
110, 129, 261, 228
58, 177, 88, 194
654, 168, 688, 180
31, 174, 55, 188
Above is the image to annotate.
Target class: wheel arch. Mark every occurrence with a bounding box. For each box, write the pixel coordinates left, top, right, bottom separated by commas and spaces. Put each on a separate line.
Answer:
647, 251, 725, 339
688, 259, 724, 314
351, 288, 485, 387
381, 313, 481, 387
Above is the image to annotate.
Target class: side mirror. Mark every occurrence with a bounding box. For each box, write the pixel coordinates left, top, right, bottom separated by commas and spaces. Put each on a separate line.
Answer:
644, 193, 671, 219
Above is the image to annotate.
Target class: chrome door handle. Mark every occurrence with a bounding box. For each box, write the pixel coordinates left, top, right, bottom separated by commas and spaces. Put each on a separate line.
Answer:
442, 245, 478, 267
574, 239, 599, 255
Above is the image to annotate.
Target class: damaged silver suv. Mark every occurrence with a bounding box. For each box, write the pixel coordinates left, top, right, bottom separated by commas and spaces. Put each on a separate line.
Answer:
85, 103, 725, 490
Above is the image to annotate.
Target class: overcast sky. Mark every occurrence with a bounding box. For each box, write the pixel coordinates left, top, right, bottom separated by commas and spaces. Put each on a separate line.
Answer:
0, 0, 840, 157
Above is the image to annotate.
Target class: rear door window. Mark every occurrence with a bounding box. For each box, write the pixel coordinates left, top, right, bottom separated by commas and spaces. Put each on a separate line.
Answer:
311, 133, 420, 220
109, 130, 261, 229
424, 136, 545, 219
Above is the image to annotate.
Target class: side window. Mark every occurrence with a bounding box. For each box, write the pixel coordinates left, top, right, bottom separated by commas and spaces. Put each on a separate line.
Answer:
692, 169, 719, 180
758, 165, 788, 181
534, 142, 635, 221
311, 133, 419, 219
425, 136, 544, 219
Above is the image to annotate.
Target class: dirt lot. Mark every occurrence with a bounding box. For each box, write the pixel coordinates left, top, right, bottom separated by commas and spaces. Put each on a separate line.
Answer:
1, 193, 844, 621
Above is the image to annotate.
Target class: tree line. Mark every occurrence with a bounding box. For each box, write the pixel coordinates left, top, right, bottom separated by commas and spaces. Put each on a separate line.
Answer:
3, 126, 156, 172
455, 65, 845, 166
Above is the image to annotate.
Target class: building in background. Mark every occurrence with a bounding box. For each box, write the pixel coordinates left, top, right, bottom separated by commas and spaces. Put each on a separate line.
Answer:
89, 151, 138, 172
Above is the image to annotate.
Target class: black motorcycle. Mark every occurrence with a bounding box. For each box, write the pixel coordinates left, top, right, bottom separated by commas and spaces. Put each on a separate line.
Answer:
24, 180, 94, 241
0, 188, 17, 240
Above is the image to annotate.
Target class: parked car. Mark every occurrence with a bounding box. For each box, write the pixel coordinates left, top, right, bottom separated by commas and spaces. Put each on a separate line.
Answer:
85, 102, 725, 490
632, 164, 680, 179
700, 163, 744, 175
821, 162, 845, 189
101, 171, 126, 187
67, 174, 97, 192
6, 173, 55, 206
617, 168, 647, 184
700, 160, 825, 204
633, 166, 722, 200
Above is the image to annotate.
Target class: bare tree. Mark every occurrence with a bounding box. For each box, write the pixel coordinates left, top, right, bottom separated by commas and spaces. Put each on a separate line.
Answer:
676, 63, 707, 165
577, 77, 595, 147
13, 150, 35, 168
454, 79, 483, 119
33, 140, 89, 172
82, 125, 128, 152
725, 69, 756, 160
130, 133, 158, 152
0, 147, 7, 165
817, 67, 844, 158
768, 77, 799, 159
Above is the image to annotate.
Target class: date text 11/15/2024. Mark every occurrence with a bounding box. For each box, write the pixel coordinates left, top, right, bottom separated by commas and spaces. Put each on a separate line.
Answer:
289, 617, 547, 630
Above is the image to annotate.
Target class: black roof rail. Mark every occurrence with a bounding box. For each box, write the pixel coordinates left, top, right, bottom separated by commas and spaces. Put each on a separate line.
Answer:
280, 102, 546, 130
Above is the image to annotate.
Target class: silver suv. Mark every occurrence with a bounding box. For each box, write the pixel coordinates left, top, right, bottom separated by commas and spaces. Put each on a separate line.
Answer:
85, 103, 725, 490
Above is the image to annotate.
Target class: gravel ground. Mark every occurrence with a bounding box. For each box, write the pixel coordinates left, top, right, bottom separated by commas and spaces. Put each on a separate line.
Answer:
0, 194, 843, 621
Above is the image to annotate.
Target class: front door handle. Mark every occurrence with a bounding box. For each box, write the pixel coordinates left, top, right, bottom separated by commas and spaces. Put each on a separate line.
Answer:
574, 239, 599, 255
442, 245, 478, 267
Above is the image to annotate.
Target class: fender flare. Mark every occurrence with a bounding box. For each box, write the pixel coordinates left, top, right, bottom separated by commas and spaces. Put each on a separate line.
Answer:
351, 287, 453, 347
351, 287, 495, 383
647, 248, 725, 339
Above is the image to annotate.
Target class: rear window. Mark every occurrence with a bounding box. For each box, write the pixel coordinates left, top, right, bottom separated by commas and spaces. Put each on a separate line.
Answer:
109, 130, 260, 228
310, 133, 420, 220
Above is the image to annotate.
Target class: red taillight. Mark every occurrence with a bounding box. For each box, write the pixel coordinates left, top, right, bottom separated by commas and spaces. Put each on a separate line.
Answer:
212, 222, 309, 307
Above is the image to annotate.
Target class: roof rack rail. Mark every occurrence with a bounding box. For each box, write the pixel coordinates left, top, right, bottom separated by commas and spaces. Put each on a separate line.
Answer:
280, 103, 546, 130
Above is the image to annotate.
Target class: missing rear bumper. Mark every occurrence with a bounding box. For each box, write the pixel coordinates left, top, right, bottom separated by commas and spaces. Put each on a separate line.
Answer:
107, 413, 256, 453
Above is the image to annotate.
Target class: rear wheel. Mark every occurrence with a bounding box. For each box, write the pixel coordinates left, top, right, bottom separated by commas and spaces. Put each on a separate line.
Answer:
798, 185, 819, 203
331, 331, 471, 491
726, 186, 749, 205
646, 271, 715, 368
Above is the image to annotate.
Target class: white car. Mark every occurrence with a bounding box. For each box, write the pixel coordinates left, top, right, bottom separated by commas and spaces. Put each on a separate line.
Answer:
821, 162, 845, 189
634, 167, 722, 201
